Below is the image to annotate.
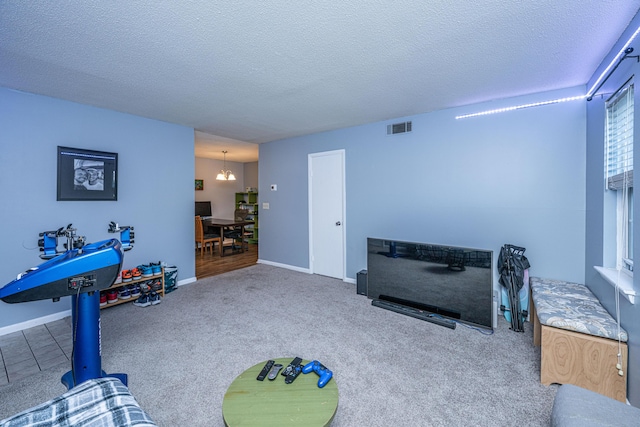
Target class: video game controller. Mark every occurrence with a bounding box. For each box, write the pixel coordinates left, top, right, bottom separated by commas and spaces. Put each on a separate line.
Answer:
302, 360, 333, 388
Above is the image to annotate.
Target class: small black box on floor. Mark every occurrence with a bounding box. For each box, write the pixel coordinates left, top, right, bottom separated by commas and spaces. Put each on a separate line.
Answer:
357, 270, 367, 295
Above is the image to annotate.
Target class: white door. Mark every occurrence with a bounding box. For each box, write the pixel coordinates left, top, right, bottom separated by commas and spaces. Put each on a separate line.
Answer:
309, 150, 345, 279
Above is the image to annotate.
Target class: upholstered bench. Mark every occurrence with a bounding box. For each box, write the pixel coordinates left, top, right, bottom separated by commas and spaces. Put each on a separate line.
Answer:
529, 277, 628, 402
551, 384, 640, 426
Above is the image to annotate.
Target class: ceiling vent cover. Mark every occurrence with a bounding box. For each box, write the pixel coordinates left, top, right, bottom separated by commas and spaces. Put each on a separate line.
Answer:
387, 121, 412, 135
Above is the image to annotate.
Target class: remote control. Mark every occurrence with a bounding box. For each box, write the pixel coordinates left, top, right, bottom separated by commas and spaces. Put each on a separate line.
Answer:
282, 357, 303, 384
284, 364, 302, 384
267, 363, 283, 380
281, 357, 302, 377
256, 360, 275, 381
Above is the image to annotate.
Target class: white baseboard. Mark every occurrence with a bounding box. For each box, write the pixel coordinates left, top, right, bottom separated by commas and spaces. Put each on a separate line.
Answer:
257, 259, 355, 284
257, 259, 311, 274
0, 310, 71, 337
178, 277, 197, 286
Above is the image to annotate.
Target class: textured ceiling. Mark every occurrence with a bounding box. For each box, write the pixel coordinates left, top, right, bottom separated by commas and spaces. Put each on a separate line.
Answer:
1, 1, 639, 162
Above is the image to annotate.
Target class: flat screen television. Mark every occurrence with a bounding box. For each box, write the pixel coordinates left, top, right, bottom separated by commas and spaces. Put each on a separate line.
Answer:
195, 201, 212, 217
367, 238, 494, 330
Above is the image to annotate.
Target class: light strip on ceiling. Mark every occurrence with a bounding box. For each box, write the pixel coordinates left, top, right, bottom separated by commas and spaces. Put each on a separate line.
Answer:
455, 95, 586, 119
456, 25, 640, 120
586, 25, 640, 99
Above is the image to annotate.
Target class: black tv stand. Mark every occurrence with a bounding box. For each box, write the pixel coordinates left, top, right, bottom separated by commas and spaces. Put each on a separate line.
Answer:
371, 299, 456, 329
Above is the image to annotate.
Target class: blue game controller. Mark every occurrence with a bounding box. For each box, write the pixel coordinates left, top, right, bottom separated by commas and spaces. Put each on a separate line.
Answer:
302, 360, 333, 388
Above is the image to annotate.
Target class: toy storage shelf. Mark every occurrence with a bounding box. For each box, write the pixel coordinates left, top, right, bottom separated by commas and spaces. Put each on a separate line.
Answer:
100, 268, 164, 309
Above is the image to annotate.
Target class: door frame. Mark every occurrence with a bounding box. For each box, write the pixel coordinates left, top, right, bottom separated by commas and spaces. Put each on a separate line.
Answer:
308, 149, 346, 279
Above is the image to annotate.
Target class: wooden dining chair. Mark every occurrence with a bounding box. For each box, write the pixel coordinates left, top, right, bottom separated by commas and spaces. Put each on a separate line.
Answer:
195, 215, 221, 257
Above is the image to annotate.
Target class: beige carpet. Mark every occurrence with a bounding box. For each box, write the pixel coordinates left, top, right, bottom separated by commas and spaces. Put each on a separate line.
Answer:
0, 264, 556, 426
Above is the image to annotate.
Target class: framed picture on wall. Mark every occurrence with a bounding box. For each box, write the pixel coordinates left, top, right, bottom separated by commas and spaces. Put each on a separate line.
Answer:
195, 179, 204, 190
57, 146, 118, 201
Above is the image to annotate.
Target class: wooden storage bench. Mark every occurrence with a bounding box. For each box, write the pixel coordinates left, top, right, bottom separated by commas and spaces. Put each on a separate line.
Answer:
529, 277, 628, 402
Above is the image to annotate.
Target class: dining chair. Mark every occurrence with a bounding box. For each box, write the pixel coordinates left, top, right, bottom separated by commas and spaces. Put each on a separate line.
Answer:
195, 215, 221, 257
232, 209, 251, 251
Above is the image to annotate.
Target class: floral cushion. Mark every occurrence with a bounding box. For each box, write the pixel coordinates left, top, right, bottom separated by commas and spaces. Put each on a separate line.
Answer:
530, 276, 628, 342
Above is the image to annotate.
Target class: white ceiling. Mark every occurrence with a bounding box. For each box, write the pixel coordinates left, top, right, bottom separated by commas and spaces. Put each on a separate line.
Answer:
2, 1, 639, 162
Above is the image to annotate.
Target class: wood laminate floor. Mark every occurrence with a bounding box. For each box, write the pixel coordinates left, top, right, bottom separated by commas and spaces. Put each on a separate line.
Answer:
195, 243, 258, 279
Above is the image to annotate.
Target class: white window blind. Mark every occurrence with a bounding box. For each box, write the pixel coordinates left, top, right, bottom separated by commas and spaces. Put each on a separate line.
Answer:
606, 84, 634, 190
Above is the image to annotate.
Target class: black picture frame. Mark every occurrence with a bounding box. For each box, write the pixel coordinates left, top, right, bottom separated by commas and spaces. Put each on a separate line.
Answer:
57, 146, 118, 201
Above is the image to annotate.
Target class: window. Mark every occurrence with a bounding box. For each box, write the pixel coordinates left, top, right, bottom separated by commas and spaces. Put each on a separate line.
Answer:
605, 83, 634, 274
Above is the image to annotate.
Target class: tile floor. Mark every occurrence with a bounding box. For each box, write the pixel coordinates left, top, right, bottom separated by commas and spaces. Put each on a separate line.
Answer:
0, 318, 72, 386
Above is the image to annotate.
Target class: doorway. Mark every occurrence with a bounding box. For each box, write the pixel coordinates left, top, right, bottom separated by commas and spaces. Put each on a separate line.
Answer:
308, 150, 346, 279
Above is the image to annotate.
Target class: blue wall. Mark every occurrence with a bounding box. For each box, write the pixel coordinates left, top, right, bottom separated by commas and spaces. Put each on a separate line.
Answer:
259, 87, 587, 287
585, 15, 640, 407
0, 87, 195, 330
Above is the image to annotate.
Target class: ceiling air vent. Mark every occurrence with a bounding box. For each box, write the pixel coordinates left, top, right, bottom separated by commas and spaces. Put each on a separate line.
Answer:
387, 121, 412, 135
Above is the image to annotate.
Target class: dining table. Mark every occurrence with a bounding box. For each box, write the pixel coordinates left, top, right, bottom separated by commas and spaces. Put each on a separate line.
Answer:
202, 218, 254, 257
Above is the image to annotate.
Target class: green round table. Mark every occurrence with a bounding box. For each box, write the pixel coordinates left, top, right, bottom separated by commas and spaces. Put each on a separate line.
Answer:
222, 358, 339, 426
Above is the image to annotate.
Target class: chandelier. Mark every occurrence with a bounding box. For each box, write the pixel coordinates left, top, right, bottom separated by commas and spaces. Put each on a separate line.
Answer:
216, 150, 236, 181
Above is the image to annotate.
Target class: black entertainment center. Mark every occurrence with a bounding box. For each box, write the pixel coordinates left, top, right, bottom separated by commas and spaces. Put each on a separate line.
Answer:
366, 238, 494, 330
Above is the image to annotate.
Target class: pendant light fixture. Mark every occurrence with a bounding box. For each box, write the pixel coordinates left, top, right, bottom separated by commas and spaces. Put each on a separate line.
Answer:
216, 150, 236, 181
